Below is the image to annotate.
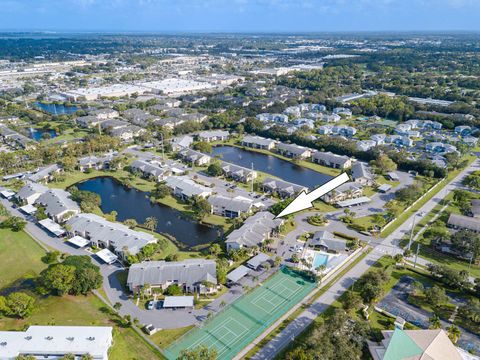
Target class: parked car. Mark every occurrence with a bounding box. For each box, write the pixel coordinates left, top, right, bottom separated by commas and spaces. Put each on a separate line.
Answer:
147, 300, 154, 310
144, 324, 158, 335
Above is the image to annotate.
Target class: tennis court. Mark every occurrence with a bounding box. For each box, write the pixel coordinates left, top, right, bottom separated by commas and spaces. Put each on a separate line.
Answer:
165, 267, 316, 360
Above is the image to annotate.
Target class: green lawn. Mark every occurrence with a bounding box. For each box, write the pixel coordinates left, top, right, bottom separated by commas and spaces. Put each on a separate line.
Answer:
0, 228, 47, 290
151, 326, 195, 348
0, 228, 163, 359
381, 155, 477, 238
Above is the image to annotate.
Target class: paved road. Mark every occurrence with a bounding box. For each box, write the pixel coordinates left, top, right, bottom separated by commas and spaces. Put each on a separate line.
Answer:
0, 197, 277, 329
251, 158, 479, 360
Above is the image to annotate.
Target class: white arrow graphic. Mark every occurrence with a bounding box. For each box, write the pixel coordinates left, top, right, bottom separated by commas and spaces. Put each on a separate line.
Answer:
275, 172, 350, 218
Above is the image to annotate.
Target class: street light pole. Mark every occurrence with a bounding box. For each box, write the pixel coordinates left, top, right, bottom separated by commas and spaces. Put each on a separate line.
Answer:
408, 213, 418, 251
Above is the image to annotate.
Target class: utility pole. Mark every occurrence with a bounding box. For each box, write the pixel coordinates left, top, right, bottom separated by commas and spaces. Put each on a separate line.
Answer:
159, 132, 165, 161
251, 162, 254, 193
408, 214, 418, 251
414, 243, 420, 268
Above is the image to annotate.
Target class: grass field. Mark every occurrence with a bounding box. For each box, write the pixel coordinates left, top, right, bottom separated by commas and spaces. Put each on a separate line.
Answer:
166, 267, 316, 360
0, 228, 47, 289
381, 154, 477, 238
0, 228, 163, 360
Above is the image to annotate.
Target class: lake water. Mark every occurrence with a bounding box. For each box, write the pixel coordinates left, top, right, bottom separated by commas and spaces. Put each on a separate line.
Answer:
29, 128, 57, 141
75, 177, 220, 248
211, 145, 332, 189
35, 102, 78, 115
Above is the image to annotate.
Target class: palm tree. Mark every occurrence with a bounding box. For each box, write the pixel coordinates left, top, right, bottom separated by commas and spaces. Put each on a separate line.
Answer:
219, 300, 226, 308
143, 216, 158, 231
428, 314, 442, 329
447, 325, 461, 344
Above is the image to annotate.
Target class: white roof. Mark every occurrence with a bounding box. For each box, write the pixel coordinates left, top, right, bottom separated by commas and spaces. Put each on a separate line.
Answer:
163, 296, 194, 308
19, 204, 37, 215
227, 265, 251, 282
0, 325, 112, 358
38, 218, 65, 237
337, 196, 371, 207
96, 248, 118, 264
67, 235, 90, 248
0, 189, 15, 198
247, 252, 270, 269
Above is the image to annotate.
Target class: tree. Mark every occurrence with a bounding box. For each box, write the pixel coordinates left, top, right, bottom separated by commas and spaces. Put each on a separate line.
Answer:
165, 284, 183, 296
424, 286, 448, 307
209, 243, 222, 256
60, 354, 75, 360
359, 270, 390, 304
371, 153, 397, 174
6, 292, 35, 318
62, 255, 103, 295
40, 264, 76, 296
193, 141, 212, 153
342, 291, 362, 312
192, 196, 211, 221
143, 216, 158, 231
152, 184, 171, 199
178, 345, 218, 360
42, 250, 60, 264
428, 314, 442, 329
80, 354, 94, 360
206, 162, 223, 177
0, 216, 26, 231
113, 302, 122, 311
123, 218, 138, 229
447, 325, 461, 344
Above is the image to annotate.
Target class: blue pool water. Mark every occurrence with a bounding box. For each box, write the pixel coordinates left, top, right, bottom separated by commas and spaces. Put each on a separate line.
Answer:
313, 253, 329, 268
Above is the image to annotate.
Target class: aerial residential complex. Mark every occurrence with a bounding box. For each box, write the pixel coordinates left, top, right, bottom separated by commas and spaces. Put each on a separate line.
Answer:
0, 23, 479, 360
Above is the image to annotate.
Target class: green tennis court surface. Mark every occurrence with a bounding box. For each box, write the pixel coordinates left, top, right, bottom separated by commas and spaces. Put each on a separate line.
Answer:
165, 267, 316, 360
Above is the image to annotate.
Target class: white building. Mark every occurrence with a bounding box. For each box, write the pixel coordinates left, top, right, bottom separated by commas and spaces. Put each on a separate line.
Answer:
0, 326, 113, 360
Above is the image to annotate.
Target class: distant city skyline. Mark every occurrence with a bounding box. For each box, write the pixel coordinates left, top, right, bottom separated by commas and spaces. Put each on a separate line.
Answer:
1, 0, 480, 33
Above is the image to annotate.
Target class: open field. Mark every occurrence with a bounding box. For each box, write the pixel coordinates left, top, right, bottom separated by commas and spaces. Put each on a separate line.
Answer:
0, 228, 47, 290
0, 227, 164, 360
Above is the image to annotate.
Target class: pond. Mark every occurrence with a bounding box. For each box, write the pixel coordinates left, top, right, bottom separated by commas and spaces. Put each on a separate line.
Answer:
29, 128, 57, 141
211, 145, 332, 189
35, 101, 78, 115
75, 177, 220, 248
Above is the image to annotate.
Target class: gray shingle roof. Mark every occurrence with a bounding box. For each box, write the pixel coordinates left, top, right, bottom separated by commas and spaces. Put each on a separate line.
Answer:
208, 195, 253, 213
28, 164, 61, 182
16, 182, 48, 201
312, 151, 351, 166
126, 259, 217, 290
262, 177, 307, 195
448, 213, 480, 232
311, 231, 346, 252
35, 188, 80, 217
67, 213, 156, 255
226, 211, 283, 248
351, 162, 373, 181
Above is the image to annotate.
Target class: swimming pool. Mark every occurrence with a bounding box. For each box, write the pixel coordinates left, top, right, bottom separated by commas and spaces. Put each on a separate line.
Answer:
313, 253, 329, 269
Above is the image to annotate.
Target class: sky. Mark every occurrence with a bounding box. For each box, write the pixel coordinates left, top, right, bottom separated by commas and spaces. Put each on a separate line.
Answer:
1, 0, 480, 33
